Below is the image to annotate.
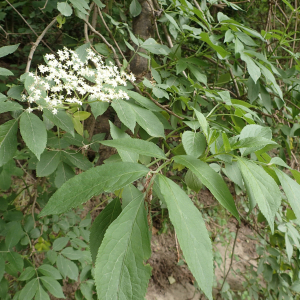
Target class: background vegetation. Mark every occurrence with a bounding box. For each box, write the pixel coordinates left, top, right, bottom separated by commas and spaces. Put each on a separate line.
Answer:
1, 0, 300, 299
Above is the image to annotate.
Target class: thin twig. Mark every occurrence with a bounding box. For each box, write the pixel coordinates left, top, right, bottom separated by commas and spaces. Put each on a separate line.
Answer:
40, 0, 49, 10
84, 3, 95, 44
174, 231, 180, 262
0, 25, 8, 38
83, 19, 122, 68
219, 224, 240, 293
25, 17, 57, 73
5, 0, 55, 54
97, 6, 126, 62
227, 60, 241, 97
290, 0, 298, 68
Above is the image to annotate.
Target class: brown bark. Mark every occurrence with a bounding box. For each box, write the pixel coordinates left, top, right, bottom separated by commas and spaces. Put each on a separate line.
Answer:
130, 0, 154, 80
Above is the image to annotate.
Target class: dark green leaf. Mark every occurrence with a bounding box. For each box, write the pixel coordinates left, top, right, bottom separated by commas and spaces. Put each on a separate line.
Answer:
36, 151, 61, 177
182, 131, 206, 158
19, 278, 38, 300
40, 276, 65, 298
38, 264, 62, 280
90, 197, 122, 262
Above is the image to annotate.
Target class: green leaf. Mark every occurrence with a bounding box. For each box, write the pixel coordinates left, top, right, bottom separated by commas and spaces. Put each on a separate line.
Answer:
89, 197, 122, 262
187, 65, 207, 85
233, 137, 277, 156
56, 255, 79, 281
109, 121, 139, 163
275, 168, 300, 223
127, 91, 162, 112
43, 109, 74, 137
101, 138, 166, 159
19, 267, 35, 281
36, 151, 61, 177
130, 104, 165, 137
122, 184, 143, 209
69, 0, 88, 14
165, 13, 181, 31
63, 151, 93, 170
0, 256, 4, 282
80, 280, 94, 300
0, 100, 22, 114
223, 162, 244, 190
154, 174, 213, 300
7, 251, 24, 273
0, 119, 18, 167
173, 155, 240, 221
185, 169, 202, 192
35, 285, 50, 300
200, 33, 229, 58
57, 2, 73, 16
142, 38, 171, 55
182, 131, 206, 158
40, 276, 65, 298
52, 237, 70, 251
61, 247, 83, 260
95, 194, 151, 300
0, 67, 14, 76
193, 108, 209, 138
111, 99, 136, 133
130, 0, 141, 17
90, 101, 109, 119
5, 221, 24, 249
38, 264, 62, 280
240, 53, 261, 83
0, 44, 19, 58
19, 278, 39, 300
20, 112, 47, 160
176, 60, 187, 75
39, 162, 148, 216
54, 162, 75, 188
237, 158, 281, 233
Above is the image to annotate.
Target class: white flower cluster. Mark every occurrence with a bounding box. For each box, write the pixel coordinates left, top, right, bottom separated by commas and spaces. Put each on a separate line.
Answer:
23, 47, 135, 114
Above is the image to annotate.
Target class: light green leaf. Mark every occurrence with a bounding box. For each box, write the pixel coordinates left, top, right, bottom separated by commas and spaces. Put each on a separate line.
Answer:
130, 104, 165, 137
89, 197, 122, 262
56, 255, 78, 281
240, 52, 261, 83
101, 138, 166, 159
90, 101, 109, 119
153, 87, 169, 99
40, 276, 65, 298
36, 151, 61, 177
173, 155, 240, 221
19, 278, 39, 300
111, 99, 136, 133
109, 121, 139, 163
182, 131, 206, 158
39, 162, 149, 216
165, 13, 181, 31
43, 109, 74, 136
0, 101, 22, 114
54, 162, 75, 188
154, 174, 213, 300
188, 65, 207, 85
95, 194, 151, 300
269, 157, 290, 169
200, 33, 229, 58
127, 91, 162, 111
0, 44, 19, 58
142, 38, 171, 55
19, 267, 35, 281
130, 0, 141, 17
69, 0, 88, 14
38, 264, 62, 280
122, 184, 143, 209
57, 2, 73, 16
35, 285, 50, 300
0, 119, 18, 167
223, 162, 244, 190
20, 112, 47, 160
52, 237, 70, 251
193, 108, 209, 138
218, 91, 232, 105
0, 67, 14, 76
275, 168, 300, 223
237, 158, 281, 233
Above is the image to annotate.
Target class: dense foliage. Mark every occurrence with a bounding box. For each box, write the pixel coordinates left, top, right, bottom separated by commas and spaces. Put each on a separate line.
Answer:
1, 0, 300, 299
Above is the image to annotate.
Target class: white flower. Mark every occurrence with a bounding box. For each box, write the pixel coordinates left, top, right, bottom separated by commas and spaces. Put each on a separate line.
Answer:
26, 107, 33, 113
52, 108, 58, 114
